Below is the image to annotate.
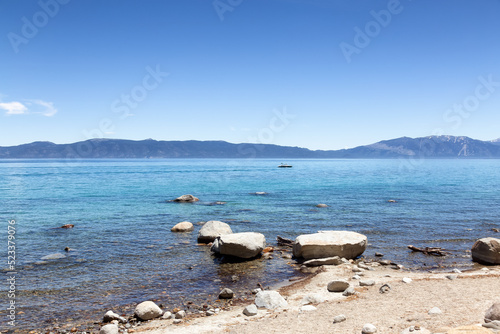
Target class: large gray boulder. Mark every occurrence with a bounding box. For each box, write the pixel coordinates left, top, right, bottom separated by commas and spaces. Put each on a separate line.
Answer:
255, 290, 288, 310
211, 232, 266, 259
197, 220, 232, 243
134, 301, 163, 321
293, 231, 367, 260
472, 238, 500, 265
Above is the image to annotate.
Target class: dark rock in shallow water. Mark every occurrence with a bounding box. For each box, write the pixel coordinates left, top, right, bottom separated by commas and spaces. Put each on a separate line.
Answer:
219, 288, 234, 299
61, 224, 74, 229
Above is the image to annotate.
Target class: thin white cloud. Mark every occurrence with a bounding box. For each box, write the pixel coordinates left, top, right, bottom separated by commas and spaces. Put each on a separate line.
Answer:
0, 97, 57, 117
0, 101, 28, 115
32, 100, 57, 117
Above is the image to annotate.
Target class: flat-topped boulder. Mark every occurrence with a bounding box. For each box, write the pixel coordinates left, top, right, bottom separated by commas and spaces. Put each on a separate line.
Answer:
472, 237, 500, 265
211, 232, 266, 259
197, 220, 233, 243
173, 194, 199, 202
293, 231, 367, 260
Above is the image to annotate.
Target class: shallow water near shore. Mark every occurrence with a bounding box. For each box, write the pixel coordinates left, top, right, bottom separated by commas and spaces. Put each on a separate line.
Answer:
1, 158, 499, 331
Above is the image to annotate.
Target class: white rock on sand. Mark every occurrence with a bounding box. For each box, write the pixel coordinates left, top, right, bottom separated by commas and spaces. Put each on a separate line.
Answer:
243, 304, 258, 316
293, 231, 367, 260
197, 220, 233, 243
134, 301, 163, 321
471, 237, 500, 264
254, 290, 288, 310
211, 232, 266, 259
171, 221, 194, 232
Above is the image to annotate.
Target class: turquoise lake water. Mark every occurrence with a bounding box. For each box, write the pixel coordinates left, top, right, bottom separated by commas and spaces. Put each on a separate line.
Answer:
1, 159, 499, 331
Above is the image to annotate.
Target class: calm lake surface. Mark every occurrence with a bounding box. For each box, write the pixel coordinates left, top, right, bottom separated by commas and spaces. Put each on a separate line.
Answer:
1, 159, 499, 331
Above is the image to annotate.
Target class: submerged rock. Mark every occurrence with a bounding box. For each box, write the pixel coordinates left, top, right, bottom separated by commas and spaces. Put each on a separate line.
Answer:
134, 301, 163, 321
293, 231, 367, 260
171, 221, 194, 232
173, 194, 199, 202
197, 221, 232, 243
211, 232, 266, 259
471, 237, 500, 265
316, 204, 328, 208
41, 253, 66, 260
61, 224, 74, 229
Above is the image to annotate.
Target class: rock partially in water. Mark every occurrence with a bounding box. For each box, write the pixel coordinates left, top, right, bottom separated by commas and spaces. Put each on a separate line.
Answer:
41, 253, 66, 260
293, 231, 367, 260
173, 194, 199, 202
211, 232, 266, 259
61, 224, 74, 229
197, 221, 233, 243
134, 301, 163, 321
219, 288, 234, 299
103, 310, 126, 323
316, 204, 328, 208
303, 256, 342, 267
171, 221, 194, 232
471, 237, 500, 265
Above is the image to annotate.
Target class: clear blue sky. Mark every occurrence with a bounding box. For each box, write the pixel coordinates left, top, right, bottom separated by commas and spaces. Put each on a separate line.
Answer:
1, 0, 499, 150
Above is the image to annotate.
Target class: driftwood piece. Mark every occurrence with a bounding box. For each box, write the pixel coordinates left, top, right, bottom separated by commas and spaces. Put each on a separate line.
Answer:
277, 236, 294, 247
408, 245, 450, 257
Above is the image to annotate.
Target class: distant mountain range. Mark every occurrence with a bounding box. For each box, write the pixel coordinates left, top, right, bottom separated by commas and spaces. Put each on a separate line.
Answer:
1, 136, 500, 159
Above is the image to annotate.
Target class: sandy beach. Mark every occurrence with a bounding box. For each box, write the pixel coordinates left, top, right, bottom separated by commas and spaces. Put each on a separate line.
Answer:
131, 262, 500, 334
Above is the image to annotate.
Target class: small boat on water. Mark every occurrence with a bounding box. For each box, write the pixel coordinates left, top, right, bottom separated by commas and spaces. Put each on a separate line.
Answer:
278, 163, 292, 168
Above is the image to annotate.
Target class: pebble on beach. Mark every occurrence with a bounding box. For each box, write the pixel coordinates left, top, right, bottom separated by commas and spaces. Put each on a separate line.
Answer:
362, 323, 377, 333
243, 304, 258, 316
327, 280, 350, 292
333, 314, 347, 323
428, 307, 442, 315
